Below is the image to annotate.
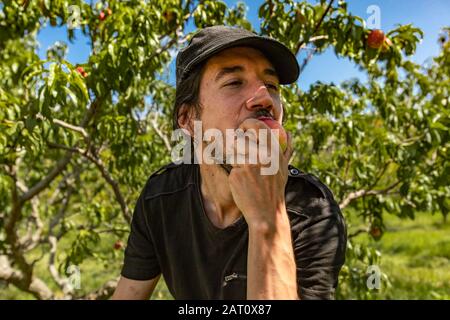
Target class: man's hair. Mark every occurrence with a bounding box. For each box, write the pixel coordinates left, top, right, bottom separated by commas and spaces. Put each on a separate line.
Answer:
172, 62, 206, 131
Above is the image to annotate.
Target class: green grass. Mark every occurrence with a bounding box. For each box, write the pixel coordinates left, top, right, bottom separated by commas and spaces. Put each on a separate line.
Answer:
352, 213, 450, 299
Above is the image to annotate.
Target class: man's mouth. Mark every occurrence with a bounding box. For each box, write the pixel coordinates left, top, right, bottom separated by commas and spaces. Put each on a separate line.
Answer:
256, 116, 274, 121
253, 109, 274, 121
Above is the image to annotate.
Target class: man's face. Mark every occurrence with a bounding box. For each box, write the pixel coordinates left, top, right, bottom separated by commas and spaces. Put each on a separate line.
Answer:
197, 46, 283, 135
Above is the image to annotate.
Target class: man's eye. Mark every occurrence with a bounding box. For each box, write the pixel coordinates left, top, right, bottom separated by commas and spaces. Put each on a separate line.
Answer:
225, 80, 242, 87
266, 83, 279, 91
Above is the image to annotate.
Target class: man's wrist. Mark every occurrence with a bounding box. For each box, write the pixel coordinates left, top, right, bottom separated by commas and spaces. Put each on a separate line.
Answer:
247, 205, 291, 238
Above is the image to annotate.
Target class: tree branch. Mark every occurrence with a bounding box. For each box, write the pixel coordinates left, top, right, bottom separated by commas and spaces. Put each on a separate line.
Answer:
295, 0, 335, 55
0, 255, 53, 300
11, 153, 45, 252
47, 235, 74, 297
47, 143, 131, 224
47, 171, 71, 207
299, 48, 315, 74
348, 226, 369, 239
367, 160, 393, 191
296, 35, 329, 52
149, 112, 172, 152
339, 180, 401, 210
4, 164, 34, 287
45, 166, 81, 295
49, 167, 80, 232
52, 118, 89, 140
86, 153, 131, 224
17, 182, 44, 252
20, 97, 102, 203
36, 114, 89, 140
19, 153, 74, 204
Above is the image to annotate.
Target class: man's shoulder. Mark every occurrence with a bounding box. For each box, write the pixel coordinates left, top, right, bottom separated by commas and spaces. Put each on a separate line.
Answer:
286, 164, 341, 218
287, 165, 336, 199
142, 162, 196, 200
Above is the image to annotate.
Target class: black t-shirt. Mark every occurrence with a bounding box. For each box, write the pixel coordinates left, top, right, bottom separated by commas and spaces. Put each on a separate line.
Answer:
120, 163, 347, 299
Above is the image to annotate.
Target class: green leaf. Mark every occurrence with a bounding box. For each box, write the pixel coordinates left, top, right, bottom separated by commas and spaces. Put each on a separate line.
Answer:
72, 73, 89, 104
108, 43, 116, 64
63, 86, 78, 106
47, 63, 57, 89
431, 121, 448, 131
38, 85, 47, 112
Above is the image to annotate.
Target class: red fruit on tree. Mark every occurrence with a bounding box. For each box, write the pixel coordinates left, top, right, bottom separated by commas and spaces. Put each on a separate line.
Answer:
76, 66, 88, 78
114, 240, 124, 250
76, 66, 84, 74
370, 226, 382, 239
367, 29, 386, 49
257, 117, 288, 152
99, 11, 106, 21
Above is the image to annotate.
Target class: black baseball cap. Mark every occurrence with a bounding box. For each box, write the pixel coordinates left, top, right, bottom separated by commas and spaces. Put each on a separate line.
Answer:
175, 25, 300, 86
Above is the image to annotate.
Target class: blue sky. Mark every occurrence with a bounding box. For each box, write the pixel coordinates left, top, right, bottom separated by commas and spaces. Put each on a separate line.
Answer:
36, 0, 450, 90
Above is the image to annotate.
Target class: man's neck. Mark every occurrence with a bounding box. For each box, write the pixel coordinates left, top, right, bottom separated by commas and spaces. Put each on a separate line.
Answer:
199, 164, 242, 229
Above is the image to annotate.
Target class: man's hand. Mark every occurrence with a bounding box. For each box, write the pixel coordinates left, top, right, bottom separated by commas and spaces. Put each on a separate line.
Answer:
227, 118, 293, 230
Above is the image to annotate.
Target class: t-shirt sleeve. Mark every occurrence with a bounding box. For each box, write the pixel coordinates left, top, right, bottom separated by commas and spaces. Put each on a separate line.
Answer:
292, 190, 347, 300
120, 191, 161, 280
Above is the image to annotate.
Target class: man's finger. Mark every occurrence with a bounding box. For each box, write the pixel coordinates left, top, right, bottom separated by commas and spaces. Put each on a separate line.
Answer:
237, 118, 271, 144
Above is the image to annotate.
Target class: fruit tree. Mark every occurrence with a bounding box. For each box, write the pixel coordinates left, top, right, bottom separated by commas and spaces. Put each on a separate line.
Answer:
0, 0, 448, 299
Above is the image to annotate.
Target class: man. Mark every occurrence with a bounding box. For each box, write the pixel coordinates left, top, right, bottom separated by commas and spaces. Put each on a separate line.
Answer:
112, 26, 347, 300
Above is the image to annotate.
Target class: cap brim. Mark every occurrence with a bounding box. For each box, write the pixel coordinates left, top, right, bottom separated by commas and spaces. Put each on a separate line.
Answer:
184, 35, 299, 85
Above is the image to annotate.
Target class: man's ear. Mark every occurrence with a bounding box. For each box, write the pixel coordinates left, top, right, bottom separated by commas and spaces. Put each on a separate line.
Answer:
177, 103, 195, 136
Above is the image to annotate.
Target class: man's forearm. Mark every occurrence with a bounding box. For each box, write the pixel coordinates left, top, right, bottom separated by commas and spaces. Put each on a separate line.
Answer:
246, 205, 298, 299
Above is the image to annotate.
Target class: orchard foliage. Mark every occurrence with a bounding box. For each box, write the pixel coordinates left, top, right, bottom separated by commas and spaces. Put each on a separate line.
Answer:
0, 0, 448, 299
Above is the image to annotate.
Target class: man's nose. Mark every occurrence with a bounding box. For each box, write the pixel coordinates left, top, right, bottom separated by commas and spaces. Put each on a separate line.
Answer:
245, 85, 275, 115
